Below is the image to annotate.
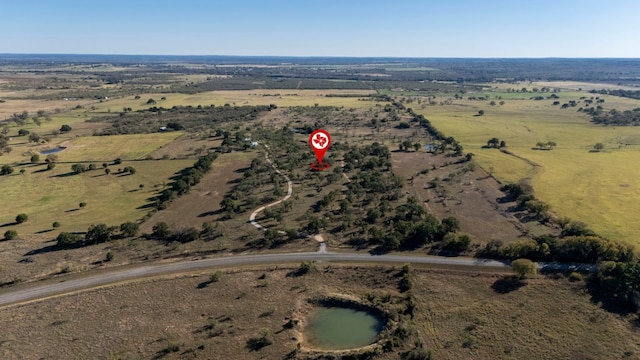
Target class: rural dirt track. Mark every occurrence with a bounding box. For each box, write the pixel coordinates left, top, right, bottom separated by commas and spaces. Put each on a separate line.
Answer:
249, 145, 293, 231
0, 251, 592, 308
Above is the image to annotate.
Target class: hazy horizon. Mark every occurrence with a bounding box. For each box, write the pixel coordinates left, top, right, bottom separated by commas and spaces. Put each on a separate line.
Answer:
2, 0, 639, 58
2, 53, 640, 60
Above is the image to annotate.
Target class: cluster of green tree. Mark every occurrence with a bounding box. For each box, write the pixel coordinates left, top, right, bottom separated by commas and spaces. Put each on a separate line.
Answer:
534, 141, 557, 150
588, 108, 640, 126
372, 196, 465, 252
397, 103, 464, 156
500, 183, 554, 221
218, 129, 262, 153
481, 184, 633, 263
150, 221, 222, 244
155, 153, 218, 210
219, 126, 315, 220
485, 137, 506, 149
397, 140, 422, 152
56, 221, 140, 248
485, 233, 633, 264
15, 128, 42, 143
9, 111, 30, 126
89, 105, 273, 135
590, 261, 640, 312
590, 89, 640, 100
559, 100, 579, 109
0, 134, 11, 155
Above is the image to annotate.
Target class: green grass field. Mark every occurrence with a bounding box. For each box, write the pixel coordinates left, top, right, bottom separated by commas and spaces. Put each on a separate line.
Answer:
0, 159, 193, 235
418, 93, 640, 244
2, 132, 183, 164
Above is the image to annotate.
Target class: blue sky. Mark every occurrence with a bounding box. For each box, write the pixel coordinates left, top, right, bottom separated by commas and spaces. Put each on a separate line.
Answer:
2, 0, 639, 57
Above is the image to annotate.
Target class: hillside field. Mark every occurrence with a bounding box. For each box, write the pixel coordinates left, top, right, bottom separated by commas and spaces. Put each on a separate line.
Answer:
416, 89, 640, 243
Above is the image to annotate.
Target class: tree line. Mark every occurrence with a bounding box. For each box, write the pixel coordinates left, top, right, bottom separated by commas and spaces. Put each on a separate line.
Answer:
588, 107, 640, 126
89, 104, 274, 135
155, 153, 218, 210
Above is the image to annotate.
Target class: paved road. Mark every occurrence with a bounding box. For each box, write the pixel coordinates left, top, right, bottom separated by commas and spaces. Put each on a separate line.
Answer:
0, 251, 592, 308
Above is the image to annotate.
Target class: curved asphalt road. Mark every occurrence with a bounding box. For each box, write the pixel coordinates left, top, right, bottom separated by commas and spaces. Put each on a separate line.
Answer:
0, 251, 592, 308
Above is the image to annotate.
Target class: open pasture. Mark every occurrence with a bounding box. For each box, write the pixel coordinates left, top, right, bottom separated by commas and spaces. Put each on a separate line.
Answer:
0, 159, 193, 235
2, 132, 182, 164
86, 89, 375, 114
418, 93, 640, 243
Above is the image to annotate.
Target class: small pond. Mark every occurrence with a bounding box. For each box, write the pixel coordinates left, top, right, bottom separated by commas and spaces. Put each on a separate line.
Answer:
40, 147, 64, 155
305, 306, 384, 350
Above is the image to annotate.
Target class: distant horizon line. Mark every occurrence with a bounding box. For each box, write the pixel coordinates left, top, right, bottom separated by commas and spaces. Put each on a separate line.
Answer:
1, 53, 639, 60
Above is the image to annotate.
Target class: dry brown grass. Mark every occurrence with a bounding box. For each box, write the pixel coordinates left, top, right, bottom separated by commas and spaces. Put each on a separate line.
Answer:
390, 151, 549, 243
413, 270, 640, 359
140, 151, 257, 233
0, 266, 636, 359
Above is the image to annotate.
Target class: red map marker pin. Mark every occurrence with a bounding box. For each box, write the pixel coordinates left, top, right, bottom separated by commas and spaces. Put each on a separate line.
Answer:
309, 129, 331, 171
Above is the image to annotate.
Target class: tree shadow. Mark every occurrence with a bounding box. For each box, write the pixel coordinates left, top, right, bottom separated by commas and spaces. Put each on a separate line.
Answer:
246, 337, 270, 352
51, 172, 77, 178
286, 268, 309, 278
136, 203, 157, 210
64, 208, 79, 213
35, 229, 54, 234
369, 245, 390, 255
491, 276, 526, 294
24, 244, 61, 256
346, 236, 370, 251
585, 279, 636, 317
198, 209, 223, 217
0, 222, 18, 228
196, 279, 214, 289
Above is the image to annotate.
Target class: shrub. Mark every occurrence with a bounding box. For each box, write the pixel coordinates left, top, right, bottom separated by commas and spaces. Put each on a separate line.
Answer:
59, 124, 72, 132
105, 251, 114, 262
210, 271, 221, 283
71, 163, 87, 174
0, 164, 14, 175
173, 227, 200, 243
15, 213, 28, 224
152, 222, 171, 240
568, 272, 583, 282
511, 258, 536, 279
85, 224, 116, 244
52, 221, 60, 228
57, 232, 80, 248
4, 230, 17, 240
119, 222, 139, 238
299, 261, 313, 274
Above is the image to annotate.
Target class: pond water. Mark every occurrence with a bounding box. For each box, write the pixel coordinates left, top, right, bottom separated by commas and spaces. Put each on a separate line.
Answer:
40, 147, 64, 155
305, 306, 384, 350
